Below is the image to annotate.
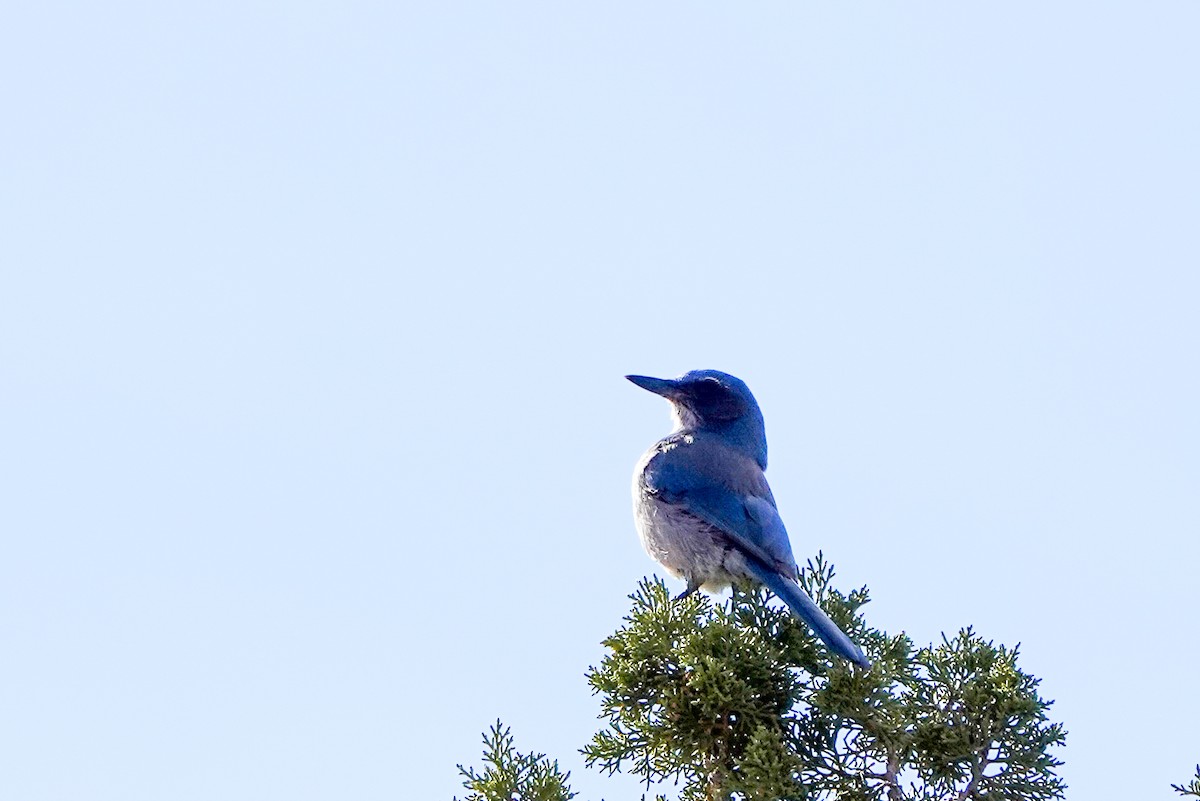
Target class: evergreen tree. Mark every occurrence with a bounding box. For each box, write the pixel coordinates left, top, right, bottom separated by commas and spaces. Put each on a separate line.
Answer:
1174, 766, 1200, 798
455, 556, 1067, 801
454, 722, 576, 801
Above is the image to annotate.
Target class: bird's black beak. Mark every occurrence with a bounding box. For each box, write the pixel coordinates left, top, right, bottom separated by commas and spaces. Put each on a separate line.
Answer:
626, 374, 680, 398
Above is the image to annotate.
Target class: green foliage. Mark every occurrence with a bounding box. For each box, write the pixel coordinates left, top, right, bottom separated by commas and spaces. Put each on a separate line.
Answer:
1173, 765, 1200, 798
583, 556, 1065, 800
904, 630, 1065, 800
454, 721, 576, 801
454, 555, 1067, 801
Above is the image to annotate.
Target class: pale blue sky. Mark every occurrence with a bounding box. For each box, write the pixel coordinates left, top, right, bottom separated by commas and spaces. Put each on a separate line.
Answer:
2, 3, 1197, 800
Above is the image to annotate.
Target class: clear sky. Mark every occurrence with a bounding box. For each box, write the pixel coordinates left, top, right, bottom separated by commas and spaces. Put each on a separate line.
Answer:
2, 3, 1197, 800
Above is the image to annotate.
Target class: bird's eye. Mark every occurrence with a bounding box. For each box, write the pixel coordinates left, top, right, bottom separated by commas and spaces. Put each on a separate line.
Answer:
689, 378, 742, 420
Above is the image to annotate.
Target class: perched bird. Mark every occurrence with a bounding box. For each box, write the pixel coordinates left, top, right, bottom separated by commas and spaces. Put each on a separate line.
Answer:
627, 370, 870, 668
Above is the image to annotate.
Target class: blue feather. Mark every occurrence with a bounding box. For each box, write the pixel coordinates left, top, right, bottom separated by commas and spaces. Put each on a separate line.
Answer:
745, 561, 871, 667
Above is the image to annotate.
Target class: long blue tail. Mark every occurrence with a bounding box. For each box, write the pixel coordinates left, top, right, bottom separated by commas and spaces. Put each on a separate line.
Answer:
747, 562, 871, 668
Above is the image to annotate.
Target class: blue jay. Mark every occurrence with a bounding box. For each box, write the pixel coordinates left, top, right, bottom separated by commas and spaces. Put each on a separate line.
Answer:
627, 370, 870, 668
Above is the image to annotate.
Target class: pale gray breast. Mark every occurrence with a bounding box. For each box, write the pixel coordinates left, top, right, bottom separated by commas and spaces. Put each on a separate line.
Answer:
631, 441, 751, 591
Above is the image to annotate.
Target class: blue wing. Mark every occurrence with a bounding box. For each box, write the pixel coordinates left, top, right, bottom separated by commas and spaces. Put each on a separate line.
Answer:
647, 449, 871, 668
648, 456, 798, 575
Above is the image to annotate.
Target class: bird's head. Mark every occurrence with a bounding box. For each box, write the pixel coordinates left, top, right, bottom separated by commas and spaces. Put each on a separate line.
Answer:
626, 370, 768, 468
